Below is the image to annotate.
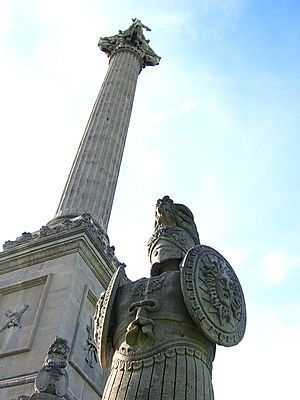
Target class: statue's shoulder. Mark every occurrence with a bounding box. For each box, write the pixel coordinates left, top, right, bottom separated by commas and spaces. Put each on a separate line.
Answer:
181, 245, 247, 347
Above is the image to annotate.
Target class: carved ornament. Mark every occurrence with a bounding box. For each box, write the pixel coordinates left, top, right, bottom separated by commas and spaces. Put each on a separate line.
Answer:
181, 245, 246, 346
98, 18, 161, 68
0, 304, 29, 333
2, 213, 125, 270
35, 337, 70, 398
84, 316, 98, 368
113, 344, 212, 374
131, 273, 167, 296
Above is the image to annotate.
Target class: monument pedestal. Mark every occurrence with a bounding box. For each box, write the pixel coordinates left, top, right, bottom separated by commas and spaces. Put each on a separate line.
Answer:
0, 216, 121, 399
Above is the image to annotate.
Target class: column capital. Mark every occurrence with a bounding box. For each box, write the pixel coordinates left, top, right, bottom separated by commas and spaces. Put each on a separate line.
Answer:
98, 18, 161, 69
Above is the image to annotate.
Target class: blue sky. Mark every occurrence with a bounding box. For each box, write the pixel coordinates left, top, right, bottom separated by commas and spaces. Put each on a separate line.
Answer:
1, 0, 299, 398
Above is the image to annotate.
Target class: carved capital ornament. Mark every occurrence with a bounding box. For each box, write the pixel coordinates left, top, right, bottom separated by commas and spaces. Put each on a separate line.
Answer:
98, 18, 161, 69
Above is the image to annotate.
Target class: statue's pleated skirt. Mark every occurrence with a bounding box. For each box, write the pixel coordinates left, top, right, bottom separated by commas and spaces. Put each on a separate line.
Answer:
102, 347, 214, 400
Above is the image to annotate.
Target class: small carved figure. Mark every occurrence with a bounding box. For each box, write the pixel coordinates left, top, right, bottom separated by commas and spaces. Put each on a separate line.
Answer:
84, 317, 98, 368
21, 232, 33, 241
94, 196, 246, 400
106, 245, 115, 258
0, 304, 29, 333
39, 225, 51, 236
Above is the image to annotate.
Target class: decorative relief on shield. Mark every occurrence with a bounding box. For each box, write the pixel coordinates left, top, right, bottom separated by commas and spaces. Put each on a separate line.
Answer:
181, 245, 246, 346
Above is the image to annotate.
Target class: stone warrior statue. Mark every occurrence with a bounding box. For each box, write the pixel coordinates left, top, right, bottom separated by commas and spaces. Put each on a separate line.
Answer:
94, 196, 246, 399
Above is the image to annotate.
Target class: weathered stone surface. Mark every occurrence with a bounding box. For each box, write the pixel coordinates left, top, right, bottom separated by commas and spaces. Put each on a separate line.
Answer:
95, 196, 247, 399
30, 393, 60, 400
181, 245, 246, 346
94, 266, 128, 369
0, 225, 115, 399
0, 19, 160, 400
99, 18, 160, 68
2, 214, 124, 270
34, 337, 70, 397
55, 19, 160, 230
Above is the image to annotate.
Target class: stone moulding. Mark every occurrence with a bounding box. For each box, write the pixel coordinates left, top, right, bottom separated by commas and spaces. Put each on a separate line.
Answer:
0, 372, 37, 388
2, 213, 124, 272
0, 223, 118, 287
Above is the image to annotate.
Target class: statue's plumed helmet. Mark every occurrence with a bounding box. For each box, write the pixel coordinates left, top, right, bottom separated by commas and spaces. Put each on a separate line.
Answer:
148, 196, 200, 259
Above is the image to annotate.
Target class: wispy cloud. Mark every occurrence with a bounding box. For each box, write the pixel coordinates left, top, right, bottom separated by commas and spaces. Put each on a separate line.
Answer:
0, 0, 15, 37
260, 252, 290, 285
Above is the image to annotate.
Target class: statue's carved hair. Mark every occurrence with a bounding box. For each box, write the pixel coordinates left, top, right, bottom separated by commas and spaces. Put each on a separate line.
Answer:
154, 196, 200, 245
148, 196, 200, 258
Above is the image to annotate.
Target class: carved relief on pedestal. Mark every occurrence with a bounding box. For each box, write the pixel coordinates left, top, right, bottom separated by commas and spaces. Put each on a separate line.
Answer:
0, 275, 52, 358
67, 287, 109, 396
0, 304, 29, 333
84, 316, 98, 368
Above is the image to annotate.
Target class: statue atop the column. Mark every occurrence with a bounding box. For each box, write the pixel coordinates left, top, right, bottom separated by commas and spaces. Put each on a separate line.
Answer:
94, 196, 246, 399
99, 18, 161, 68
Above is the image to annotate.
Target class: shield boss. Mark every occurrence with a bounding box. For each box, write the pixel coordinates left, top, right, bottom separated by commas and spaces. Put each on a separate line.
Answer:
181, 245, 246, 346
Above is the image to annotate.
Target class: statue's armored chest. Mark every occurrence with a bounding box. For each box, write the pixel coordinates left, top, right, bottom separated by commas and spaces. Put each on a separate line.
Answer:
112, 271, 194, 348
115, 272, 182, 319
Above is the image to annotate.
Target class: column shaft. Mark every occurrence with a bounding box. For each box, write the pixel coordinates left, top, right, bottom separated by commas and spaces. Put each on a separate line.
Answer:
55, 50, 142, 229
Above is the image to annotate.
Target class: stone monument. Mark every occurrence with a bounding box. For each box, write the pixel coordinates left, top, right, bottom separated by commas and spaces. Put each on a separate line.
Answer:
94, 196, 246, 399
0, 19, 159, 400
55, 18, 160, 230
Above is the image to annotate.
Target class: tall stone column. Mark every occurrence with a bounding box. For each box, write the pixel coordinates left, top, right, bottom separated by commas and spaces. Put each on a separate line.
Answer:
55, 19, 160, 230
0, 20, 160, 400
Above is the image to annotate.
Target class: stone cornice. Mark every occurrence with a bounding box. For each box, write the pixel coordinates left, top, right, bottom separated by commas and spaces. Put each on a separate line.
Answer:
0, 220, 120, 287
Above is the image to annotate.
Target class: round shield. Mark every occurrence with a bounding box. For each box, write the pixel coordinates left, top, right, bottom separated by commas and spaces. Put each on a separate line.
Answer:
94, 266, 127, 368
181, 245, 246, 347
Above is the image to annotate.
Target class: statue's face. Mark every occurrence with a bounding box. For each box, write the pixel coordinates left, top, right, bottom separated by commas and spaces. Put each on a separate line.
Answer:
215, 271, 235, 308
150, 239, 183, 266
